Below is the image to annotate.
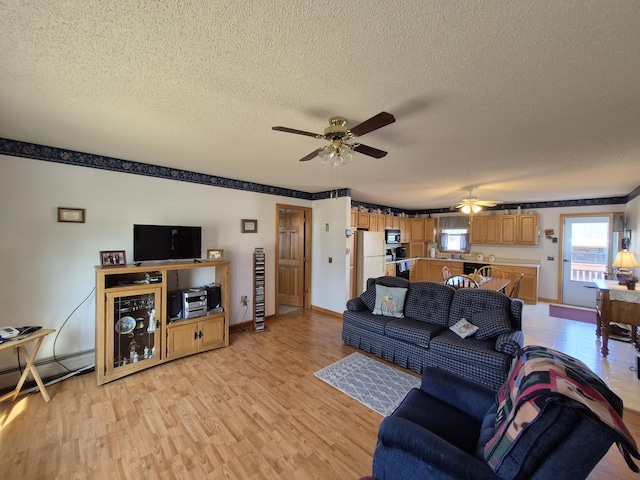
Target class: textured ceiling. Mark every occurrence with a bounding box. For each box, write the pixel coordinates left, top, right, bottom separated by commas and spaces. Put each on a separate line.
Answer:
1, 1, 639, 210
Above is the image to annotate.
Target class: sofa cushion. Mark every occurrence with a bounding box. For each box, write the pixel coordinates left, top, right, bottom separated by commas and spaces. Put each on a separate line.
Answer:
472, 308, 512, 340
385, 319, 446, 348
430, 330, 508, 369
343, 309, 395, 335
404, 281, 456, 326
392, 387, 483, 455
448, 289, 514, 328
373, 284, 408, 318
361, 276, 412, 312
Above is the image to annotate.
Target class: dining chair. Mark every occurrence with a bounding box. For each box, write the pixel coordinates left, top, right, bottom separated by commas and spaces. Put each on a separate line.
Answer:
476, 266, 505, 279
509, 273, 525, 299
442, 266, 452, 282
445, 274, 479, 289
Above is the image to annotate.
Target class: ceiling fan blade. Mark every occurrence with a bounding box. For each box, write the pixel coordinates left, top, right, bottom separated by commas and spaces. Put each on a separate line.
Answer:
353, 143, 388, 159
272, 126, 323, 139
299, 148, 322, 162
477, 200, 503, 207
349, 112, 396, 137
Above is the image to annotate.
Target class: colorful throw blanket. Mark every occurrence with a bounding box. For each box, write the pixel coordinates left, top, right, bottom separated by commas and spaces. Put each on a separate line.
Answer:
484, 345, 640, 472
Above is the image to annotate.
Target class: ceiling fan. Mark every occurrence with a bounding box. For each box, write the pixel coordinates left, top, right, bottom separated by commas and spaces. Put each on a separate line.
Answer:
272, 111, 395, 164
455, 187, 503, 215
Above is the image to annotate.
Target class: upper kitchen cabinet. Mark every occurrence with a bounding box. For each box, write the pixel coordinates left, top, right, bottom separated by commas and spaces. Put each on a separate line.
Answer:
472, 214, 538, 246
517, 214, 539, 245
399, 217, 409, 242
424, 218, 436, 243
409, 218, 424, 242
357, 211, 370, 229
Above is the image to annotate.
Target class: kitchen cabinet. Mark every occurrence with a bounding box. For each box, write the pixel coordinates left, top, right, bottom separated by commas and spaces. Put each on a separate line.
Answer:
416, 259, 429, 281
409, 260, 418, 282
470, 216, 486, 244
485, 216, 501, 243
385, 263, 396, 276
373, 214, 386, 232
350, 210, 357, 228
500, 215, 518, 244
399, 218, 409, 242
408, 242, 425, 258
499, 265, 538, 304
471, 214, 538, 246
424, 218, 437, 243
517, 214, 539, 245
409, 218, 424, 242
357, 212, 370, 229
427, 260, 463, 282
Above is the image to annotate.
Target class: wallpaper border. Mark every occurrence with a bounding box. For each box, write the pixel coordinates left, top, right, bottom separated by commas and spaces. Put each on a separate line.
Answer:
0, 137, 634, 213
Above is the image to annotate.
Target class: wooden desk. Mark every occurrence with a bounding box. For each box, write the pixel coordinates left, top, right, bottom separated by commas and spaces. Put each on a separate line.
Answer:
479, 277, 511, 293
0, 329, 55, 403
594, 280, 640, 357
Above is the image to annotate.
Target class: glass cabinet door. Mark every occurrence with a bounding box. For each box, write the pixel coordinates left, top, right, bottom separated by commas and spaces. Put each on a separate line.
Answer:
105, 286, 162, 376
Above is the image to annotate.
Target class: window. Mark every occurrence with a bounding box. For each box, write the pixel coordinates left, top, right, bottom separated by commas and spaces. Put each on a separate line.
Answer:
439, 228, 469, 252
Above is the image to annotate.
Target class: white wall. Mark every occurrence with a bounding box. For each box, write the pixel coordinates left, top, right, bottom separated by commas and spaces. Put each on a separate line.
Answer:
0, 154, 325, 385
310, 196, 351, 312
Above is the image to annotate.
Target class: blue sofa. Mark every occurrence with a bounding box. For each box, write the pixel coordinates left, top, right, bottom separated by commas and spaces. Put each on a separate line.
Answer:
342, 276, 524, 391
371, 347, 639, 479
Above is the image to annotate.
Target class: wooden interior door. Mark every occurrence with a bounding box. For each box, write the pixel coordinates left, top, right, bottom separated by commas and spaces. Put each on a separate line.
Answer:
278, 210, 305, 306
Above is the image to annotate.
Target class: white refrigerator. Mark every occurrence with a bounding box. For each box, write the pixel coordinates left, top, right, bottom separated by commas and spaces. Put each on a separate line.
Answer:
356, 231, 386, 295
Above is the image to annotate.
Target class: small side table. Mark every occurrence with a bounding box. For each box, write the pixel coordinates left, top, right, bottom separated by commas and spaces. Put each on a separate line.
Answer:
0, 329, 55, 403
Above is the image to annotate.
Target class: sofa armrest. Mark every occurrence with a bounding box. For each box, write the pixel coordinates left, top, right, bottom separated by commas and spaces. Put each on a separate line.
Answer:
346, 297, 368, 312
420, 367, 496, 421
495, 330, 524, 356
375, 416, 497, 480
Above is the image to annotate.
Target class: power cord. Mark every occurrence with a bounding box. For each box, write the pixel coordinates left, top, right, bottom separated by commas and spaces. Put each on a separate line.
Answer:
15, 287, 96, 376
53, 287, 96, 372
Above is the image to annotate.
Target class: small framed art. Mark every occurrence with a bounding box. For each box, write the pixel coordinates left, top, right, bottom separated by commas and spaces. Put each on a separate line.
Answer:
58, 207, 86, 223
207, 249, 224, 259
100, 250, 126, 267
242, 219, 258, 233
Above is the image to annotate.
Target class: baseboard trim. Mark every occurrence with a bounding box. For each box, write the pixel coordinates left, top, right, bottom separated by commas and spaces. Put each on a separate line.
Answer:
311, 305, 342, 318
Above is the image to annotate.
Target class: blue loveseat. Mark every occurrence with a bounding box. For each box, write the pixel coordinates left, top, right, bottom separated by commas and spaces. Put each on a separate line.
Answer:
342, 276, 524, 391
371, 346, 639, 479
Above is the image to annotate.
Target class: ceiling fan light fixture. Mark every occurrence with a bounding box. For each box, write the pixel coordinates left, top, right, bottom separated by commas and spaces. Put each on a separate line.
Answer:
460, 204, 471, 214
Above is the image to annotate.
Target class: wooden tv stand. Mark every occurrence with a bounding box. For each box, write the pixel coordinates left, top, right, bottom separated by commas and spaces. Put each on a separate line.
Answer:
95, 260, 230, 385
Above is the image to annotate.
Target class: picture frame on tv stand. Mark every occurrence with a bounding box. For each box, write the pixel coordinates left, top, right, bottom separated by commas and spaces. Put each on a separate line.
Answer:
207, 249, 224, 259
100, 250, 126, 267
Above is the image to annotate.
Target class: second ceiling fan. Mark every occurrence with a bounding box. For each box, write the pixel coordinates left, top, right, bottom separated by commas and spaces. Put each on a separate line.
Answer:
272, 111, 395, 163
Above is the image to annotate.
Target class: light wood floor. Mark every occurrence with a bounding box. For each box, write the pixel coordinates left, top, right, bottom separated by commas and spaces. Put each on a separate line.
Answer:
1, 302, 639, 479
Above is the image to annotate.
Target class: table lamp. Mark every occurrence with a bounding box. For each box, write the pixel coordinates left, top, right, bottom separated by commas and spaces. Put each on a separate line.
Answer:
612, 250, 639, 285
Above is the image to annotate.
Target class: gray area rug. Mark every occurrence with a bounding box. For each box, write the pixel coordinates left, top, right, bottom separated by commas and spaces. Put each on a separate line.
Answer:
314, 352, 420, 416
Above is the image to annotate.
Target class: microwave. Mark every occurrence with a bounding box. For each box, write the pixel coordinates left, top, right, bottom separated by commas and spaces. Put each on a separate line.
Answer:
385, 229, 401, 244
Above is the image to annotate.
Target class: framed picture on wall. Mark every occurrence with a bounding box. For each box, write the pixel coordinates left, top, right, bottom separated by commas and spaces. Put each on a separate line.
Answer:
207, 249, 224, 259
58, 207, 86, 223
242, 219, 258, 233
100, 250, 126, 267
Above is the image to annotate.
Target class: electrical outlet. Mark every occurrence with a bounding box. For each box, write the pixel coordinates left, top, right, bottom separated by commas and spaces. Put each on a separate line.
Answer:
241, 295, 248, 306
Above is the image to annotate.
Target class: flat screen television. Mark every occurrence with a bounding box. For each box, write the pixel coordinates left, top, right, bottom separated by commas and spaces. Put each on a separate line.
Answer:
133, 224, 202, 262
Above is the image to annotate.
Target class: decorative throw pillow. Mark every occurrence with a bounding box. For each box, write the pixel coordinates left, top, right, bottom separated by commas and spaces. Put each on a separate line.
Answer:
372, 285, 408, 318
450, 318, 479, 338
473, 308, 512, 340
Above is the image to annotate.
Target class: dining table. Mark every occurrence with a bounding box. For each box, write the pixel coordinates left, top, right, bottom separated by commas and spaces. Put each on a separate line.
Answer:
478, 277, 511, 293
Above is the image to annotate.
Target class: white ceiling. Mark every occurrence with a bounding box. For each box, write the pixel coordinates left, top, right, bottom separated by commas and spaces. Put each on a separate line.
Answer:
1, 1, 639, 210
